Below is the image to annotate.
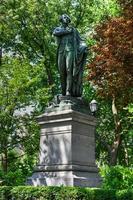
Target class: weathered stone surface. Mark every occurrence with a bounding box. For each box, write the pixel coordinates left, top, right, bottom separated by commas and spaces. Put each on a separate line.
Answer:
27, 170, 101, 187
27, 98, 102, 187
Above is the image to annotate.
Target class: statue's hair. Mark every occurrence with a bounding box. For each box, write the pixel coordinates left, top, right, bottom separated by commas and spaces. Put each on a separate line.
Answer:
59, 14, 71, 23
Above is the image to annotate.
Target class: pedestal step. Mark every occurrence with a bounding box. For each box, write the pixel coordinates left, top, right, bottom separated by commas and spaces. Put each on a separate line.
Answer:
27, 170, 102, 187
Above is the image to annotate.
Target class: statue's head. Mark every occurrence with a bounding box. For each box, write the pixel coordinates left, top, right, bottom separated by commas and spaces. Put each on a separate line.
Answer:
59, 14, 71, 25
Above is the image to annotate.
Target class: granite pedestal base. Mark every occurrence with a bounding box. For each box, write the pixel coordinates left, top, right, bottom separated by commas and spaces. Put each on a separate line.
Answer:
27, 98, 101, 187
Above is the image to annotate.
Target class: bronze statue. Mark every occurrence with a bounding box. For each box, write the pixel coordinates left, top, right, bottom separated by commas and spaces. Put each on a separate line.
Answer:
53, 14, 87, 97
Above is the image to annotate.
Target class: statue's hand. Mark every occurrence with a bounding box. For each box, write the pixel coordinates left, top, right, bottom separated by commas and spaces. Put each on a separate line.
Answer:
65, 27, 72, 32
53, 27, 62, 36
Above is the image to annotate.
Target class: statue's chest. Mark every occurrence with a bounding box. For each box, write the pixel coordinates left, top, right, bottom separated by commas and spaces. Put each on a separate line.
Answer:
60, 34, 73, 44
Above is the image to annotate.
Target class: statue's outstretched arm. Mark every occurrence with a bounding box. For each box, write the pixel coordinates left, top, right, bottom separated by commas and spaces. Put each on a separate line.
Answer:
53, 27, 72, 36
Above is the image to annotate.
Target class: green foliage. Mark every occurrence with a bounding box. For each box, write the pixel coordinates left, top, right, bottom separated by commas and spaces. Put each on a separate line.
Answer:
0, 186, 12, 200
116, 189, 133, 200
100, 165, 133, 190
94, 98, 133, 166
0, 56, 51, 185
0, 186, 133, 200
127, 104, 133, 114
0, 152, 37, 186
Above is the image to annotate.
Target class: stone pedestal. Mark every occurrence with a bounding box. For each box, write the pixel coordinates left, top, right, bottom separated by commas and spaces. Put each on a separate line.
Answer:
27, 97, 101, 187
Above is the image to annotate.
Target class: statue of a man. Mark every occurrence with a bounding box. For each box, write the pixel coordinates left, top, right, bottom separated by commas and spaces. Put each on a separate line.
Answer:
53, 14, 87, 97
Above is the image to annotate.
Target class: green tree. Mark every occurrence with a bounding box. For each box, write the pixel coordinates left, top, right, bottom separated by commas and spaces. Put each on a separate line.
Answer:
0, 56, 51, 184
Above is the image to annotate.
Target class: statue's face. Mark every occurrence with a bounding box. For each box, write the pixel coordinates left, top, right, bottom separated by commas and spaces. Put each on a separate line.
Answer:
61, 14, 71, 25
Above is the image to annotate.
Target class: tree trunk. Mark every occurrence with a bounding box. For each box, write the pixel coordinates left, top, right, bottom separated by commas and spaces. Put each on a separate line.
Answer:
109, 131, 122, 165
1, 150, 8, 173
109, 97, 122, 165
1, 135, 8, 173
123, 141, 129, 166
45, 63, 53, 86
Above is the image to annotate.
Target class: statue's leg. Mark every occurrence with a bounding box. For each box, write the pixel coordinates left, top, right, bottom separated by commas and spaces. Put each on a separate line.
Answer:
66, 51, 74, 96
58, 52, 66, 96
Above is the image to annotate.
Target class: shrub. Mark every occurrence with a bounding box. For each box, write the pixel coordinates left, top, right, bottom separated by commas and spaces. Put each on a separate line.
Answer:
0, 186, 12, 200
100, 165, 133, 189
116, 189, 133, 200
0, 153, 36, 186
0, 186, 132, 200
